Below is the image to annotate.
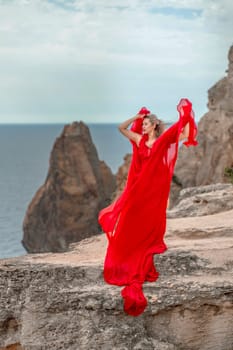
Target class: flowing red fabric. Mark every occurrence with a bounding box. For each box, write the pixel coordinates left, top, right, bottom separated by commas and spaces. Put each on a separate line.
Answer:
98, 98, 198, 316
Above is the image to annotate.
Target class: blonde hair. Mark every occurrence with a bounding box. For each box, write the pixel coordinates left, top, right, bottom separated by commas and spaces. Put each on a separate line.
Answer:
144, 114, 165, 137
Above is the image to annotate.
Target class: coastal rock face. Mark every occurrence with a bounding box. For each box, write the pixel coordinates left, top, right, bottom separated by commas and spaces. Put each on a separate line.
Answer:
114, 153, 132, 198
174, 45, 233, 188
22, 122, 116, 253
168, 183, 233, 218
1, 203, 233, 349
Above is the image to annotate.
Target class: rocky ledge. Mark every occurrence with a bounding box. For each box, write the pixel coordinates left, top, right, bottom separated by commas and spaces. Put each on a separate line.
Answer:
167, 183, 233, 218
1, 208, 233, 350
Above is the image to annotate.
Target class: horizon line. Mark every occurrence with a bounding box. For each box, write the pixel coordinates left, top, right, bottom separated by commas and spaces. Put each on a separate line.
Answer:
0, 120, 174, 126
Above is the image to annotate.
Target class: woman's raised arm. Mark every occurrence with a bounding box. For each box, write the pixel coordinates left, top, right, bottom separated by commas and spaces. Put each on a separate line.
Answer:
118, 114, 143, 146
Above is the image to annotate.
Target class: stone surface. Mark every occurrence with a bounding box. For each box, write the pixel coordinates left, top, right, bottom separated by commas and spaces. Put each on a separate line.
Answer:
167, 183, 233, 218
1, 208, 233, 350
114, 154, 132, 198
173, 45, 233, 189
22, 122, 116, 254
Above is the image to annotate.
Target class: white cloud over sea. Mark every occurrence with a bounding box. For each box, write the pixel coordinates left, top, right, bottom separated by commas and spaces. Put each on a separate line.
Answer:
0, 0, 232, 123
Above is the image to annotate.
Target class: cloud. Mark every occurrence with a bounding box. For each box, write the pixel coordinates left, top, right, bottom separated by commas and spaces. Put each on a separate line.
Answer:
0, 0, 231, 65
0, 0, 232, 122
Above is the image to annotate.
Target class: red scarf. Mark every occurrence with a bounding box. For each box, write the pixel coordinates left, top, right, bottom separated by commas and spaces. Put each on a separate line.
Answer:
99, 98, 198, 316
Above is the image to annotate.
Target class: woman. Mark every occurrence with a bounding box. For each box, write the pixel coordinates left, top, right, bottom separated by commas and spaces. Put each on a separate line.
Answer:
98, 98, 198, 316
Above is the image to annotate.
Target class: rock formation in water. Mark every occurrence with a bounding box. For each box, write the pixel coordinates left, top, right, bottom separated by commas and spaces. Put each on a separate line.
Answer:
1, 184, 233, 349
174, 45, 233, 188
22, 122, 116, 253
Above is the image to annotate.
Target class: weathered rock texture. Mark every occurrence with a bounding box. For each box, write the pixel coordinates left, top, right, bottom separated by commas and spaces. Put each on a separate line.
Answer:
174, 45, 233, 188
1, 207, 233, 349
22, 122, 116, 253
114, 153, 132, 198
167, 183, 233, 218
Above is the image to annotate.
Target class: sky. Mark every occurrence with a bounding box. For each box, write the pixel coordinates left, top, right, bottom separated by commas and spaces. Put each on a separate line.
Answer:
0, 0, 232, 124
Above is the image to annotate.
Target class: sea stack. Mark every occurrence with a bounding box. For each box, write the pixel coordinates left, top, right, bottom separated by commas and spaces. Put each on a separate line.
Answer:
22, 122, 116, 253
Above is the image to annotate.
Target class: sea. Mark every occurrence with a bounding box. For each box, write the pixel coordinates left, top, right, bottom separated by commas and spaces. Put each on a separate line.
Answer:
0, 123, 132, 259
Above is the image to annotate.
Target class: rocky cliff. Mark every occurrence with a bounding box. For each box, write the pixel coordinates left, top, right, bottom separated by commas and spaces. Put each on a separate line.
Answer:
22, 122, 116, 254
167, 183, 233, 218
174, 45, 233, 188
1, 185, 233, 350
114, 153, 132, 198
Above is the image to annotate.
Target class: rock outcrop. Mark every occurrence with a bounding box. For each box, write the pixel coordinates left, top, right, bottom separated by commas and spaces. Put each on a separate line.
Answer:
22, 122, 116, 253
114, 153, 132, 198
1, 202, 233, 349
167, 183, 233, 218
174, 45, 233, 188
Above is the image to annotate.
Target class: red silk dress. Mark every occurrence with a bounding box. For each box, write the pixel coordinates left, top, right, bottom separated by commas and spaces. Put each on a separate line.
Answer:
98, 98, 198, 316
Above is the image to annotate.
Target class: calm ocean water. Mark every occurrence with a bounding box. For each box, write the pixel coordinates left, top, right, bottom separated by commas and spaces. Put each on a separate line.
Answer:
0, 123, 131, 259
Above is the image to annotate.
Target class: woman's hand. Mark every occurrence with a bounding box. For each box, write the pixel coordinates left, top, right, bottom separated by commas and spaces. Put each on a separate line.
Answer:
137, 113, 146, 119
132, 113, 145, 120
179, 122, 190, 141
